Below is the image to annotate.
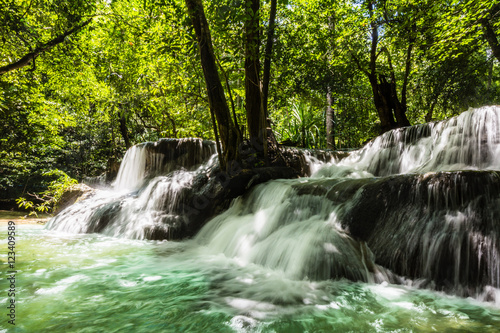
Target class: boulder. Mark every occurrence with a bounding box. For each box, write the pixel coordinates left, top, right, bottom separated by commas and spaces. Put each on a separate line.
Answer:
54, 184, 95, 215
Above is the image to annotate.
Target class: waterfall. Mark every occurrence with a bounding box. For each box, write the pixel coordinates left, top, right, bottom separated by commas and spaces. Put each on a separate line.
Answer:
314, 106, 500, 178
46, 138, 216, 239
195, 179, 393, 283
194, 106, 500, 298
113, 138, 216, 191
113, 144, 148, 191
47, 106, 500, 301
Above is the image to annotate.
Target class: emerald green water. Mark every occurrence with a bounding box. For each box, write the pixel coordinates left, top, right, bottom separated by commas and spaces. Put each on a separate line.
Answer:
2, 225, 500, 332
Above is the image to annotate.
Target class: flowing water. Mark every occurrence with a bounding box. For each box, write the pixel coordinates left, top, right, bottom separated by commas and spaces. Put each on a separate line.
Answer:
3, 225, 500, 332
3, 106, 500, 332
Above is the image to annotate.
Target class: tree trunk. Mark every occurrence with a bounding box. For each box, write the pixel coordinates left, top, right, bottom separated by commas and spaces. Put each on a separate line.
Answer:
481, 8, 500, 63
216, 56, 242, 139
185, 0, 240, 169
365, 0, 410, 133
245, 0, 262, 142
119, 114, 131, 149
367, 2, 394, 133
326, 87, 335, 149
425, 100, 437, 123
326, 15, 336, 150
262, 0, 277, 118
395, 28, 415, 128
487, 56, 493, 91
382, 47, 411, 128
368, 74, 396, 133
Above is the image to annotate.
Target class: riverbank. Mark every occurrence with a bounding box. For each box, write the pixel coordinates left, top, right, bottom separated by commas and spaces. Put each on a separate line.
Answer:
0, 210, 50, 225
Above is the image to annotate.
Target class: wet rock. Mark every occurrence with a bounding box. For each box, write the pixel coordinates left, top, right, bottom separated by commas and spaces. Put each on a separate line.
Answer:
87, 201, 122, 233
178, 166, 300, 238
54, 184, 95, 215
280, 146, 349, 176
291, 170, 500, 294
142, 138, 215, 176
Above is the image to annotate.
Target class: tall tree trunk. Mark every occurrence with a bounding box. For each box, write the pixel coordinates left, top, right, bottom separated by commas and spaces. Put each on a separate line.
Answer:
371, 74, 396, 133
185, 0, 240, 169
326, 15, 336, 150
216, 56, 242, 139
365, 0, 413, 133
381, 47, 410, 128
425, 99, 437, 123
262, 0, 277, 117
326, 87, 335, 149
401, 25, 415, 111
367, 1, 395, 133
487, 56, 493, 91
395, 27, 415, 128
245, 0, 262, 142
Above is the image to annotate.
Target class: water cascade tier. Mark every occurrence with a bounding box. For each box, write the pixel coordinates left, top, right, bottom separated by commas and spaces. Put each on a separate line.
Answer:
48, 138, 217, 239
295, 171, 500, 296
46, 138, 308, 239
113, 138, 216, 191
47, 106, 500, 300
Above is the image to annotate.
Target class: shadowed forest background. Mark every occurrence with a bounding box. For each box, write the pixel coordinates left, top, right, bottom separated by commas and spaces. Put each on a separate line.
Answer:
1, 0, 499, 211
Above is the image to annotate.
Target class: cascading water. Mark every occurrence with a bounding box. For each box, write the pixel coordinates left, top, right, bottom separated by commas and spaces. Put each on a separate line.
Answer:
113, 144, 149, 191
44, 106, 500, 310
195, 180, 380, 283
314, 105, 500, 178
17, 106, 500, 331
46, 138, 217, 239
192, 106, 500, 299
304, 106, 500, 297
113, 138, 217, 191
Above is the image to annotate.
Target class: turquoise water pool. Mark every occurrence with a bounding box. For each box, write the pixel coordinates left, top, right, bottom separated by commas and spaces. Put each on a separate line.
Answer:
1, 225, 500, 332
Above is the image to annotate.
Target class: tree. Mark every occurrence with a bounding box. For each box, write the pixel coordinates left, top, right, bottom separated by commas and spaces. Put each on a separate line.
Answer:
244, 0, 263, 142
184, 0, 241, 169
184, 0, 285, 168
326, 15, 336, 149
1, 0, 499, 211
262, 0, 278, 118
430, 0, 500, 63
347, 0, 418, 132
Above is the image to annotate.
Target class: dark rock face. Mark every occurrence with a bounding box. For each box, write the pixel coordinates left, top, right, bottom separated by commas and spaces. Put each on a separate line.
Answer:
141, 138, 216, 176
362, 171, 500, 295
87, 201, 122, 233
291, 171, 500, 295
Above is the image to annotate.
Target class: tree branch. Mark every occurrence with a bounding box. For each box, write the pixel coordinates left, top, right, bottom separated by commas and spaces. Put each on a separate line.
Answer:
215, 55, 241, 139
349, 50, 369, 76
481, 17, 500, 63
367, 0, 379, 76
0, 17, 93, 75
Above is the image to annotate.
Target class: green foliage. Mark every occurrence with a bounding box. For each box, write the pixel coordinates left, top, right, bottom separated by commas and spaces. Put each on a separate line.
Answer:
274, 97, 324, 148
16, 170, 78, 216
0, 0, 499, 207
